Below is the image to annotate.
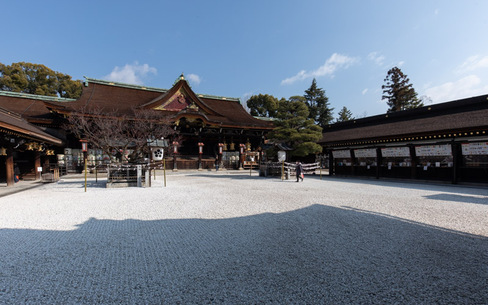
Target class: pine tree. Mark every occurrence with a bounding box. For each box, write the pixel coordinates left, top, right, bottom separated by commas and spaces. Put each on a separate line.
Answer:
304, 79, 334, 127
268, 97, 322, 157
336, 106, 354, 122
382, 67, 423, 112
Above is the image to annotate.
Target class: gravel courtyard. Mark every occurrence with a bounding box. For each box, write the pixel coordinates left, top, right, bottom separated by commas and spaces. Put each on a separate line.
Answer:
0, 172, 487, 304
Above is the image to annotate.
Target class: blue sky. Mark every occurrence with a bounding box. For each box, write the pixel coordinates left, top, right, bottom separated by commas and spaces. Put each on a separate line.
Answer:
3, 1, 488, 118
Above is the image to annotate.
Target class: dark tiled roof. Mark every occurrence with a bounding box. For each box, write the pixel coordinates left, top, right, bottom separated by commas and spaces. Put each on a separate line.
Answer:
320, 94, 488, 145
0, 108, 63, 145
44, 77, 273, 130
0, 91, 66, 122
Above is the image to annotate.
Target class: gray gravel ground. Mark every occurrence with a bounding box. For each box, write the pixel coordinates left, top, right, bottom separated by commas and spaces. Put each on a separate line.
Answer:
0, 172, 487, 304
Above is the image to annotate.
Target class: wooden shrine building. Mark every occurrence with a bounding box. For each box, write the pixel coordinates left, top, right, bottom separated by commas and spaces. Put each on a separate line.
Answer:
319, 94, 488, 185
0, 74, 273, 185
0, 106, 63, 185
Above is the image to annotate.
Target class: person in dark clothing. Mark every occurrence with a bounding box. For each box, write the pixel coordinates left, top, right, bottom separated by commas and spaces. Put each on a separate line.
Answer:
296, 161, 303, 182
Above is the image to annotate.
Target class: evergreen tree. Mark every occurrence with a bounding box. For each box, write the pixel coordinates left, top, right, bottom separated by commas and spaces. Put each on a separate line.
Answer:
336, 106, 354, 122
0, 62, 82, 98
304, 78, 334, 127
382, 67, 423, 112
246, 94, 279, 117
268, 96, 322, 157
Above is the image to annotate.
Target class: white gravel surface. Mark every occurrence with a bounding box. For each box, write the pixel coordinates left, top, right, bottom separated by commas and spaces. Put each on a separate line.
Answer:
0, 172, 487, 304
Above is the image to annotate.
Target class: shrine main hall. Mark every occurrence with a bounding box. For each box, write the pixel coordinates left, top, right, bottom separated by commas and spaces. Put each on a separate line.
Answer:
0, 75, 273, 185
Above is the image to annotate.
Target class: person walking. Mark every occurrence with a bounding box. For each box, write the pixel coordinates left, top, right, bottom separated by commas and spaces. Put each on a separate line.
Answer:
296, 161, 304, 182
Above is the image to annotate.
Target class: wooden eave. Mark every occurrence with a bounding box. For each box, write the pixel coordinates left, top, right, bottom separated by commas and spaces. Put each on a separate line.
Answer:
0, 108, 63, 145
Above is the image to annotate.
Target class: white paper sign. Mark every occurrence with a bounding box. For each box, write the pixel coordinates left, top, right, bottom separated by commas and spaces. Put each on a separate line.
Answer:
462, 142, 488, 155
381, 147, 410, 157
354, 148, 377, 158
332, 150, 351, 158
415, 145, 452, 156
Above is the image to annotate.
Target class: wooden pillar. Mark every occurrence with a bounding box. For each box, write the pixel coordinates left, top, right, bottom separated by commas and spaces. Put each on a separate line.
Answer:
350, 149, 356, 176
328, 150, 334, 176
452, 141, 459, 184
35, 151, 41, 180
6, 147, 14, 186
409, 145, 417, 180
376, 148, 381, 179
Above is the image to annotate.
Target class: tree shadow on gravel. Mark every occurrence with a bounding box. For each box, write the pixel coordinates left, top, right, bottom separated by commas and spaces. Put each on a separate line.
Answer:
423, 193, 488, 205
189, 173, 264, 180
57, 179, 107, 188
0, 205, 486, 304
311, 175, 488, 195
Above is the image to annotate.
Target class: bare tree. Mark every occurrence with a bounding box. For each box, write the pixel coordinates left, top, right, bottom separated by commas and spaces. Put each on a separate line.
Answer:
65, 106, 177, 163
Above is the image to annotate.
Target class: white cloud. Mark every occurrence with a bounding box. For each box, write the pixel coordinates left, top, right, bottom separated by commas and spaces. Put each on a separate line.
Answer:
362, 88, 368, 95
187, 73, 201, 86
397, 61, 405, 67
241, 92, 254, 113
424, 75, 488, 103
456, 55, 488, 74
367, 52, 385, 66
104, 62, 157, 85
281, 53, 359, 85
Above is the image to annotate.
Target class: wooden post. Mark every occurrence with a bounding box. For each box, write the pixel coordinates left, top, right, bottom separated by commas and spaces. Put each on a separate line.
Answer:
452, 141, 459, 184
84, 153, 87, 192
163, 158, 167, 187
281, 160, 284, 181
320, 159, 322, 180
6, 147, 14, 186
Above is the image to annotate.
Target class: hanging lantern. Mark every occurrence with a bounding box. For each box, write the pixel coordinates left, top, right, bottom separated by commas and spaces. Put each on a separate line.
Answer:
80, 139, 88, 152
172, 141, 179, 154
198, 142, 204, 154
0, 147, 6, 156
218, 143, 224, 154
246, 139, 251, 151
151, 147, 164, 161
223, 140, 228, 151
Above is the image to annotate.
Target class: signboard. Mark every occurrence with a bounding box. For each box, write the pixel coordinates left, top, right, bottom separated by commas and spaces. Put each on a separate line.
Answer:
462, 142, 488, 155
415, 144, 452, 156
332, 150, 351, 158
381, 147, 410, 157
354, 148, 377, 158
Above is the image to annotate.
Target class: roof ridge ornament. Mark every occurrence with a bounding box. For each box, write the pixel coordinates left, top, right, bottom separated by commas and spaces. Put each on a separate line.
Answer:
173, 73, 186, 85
